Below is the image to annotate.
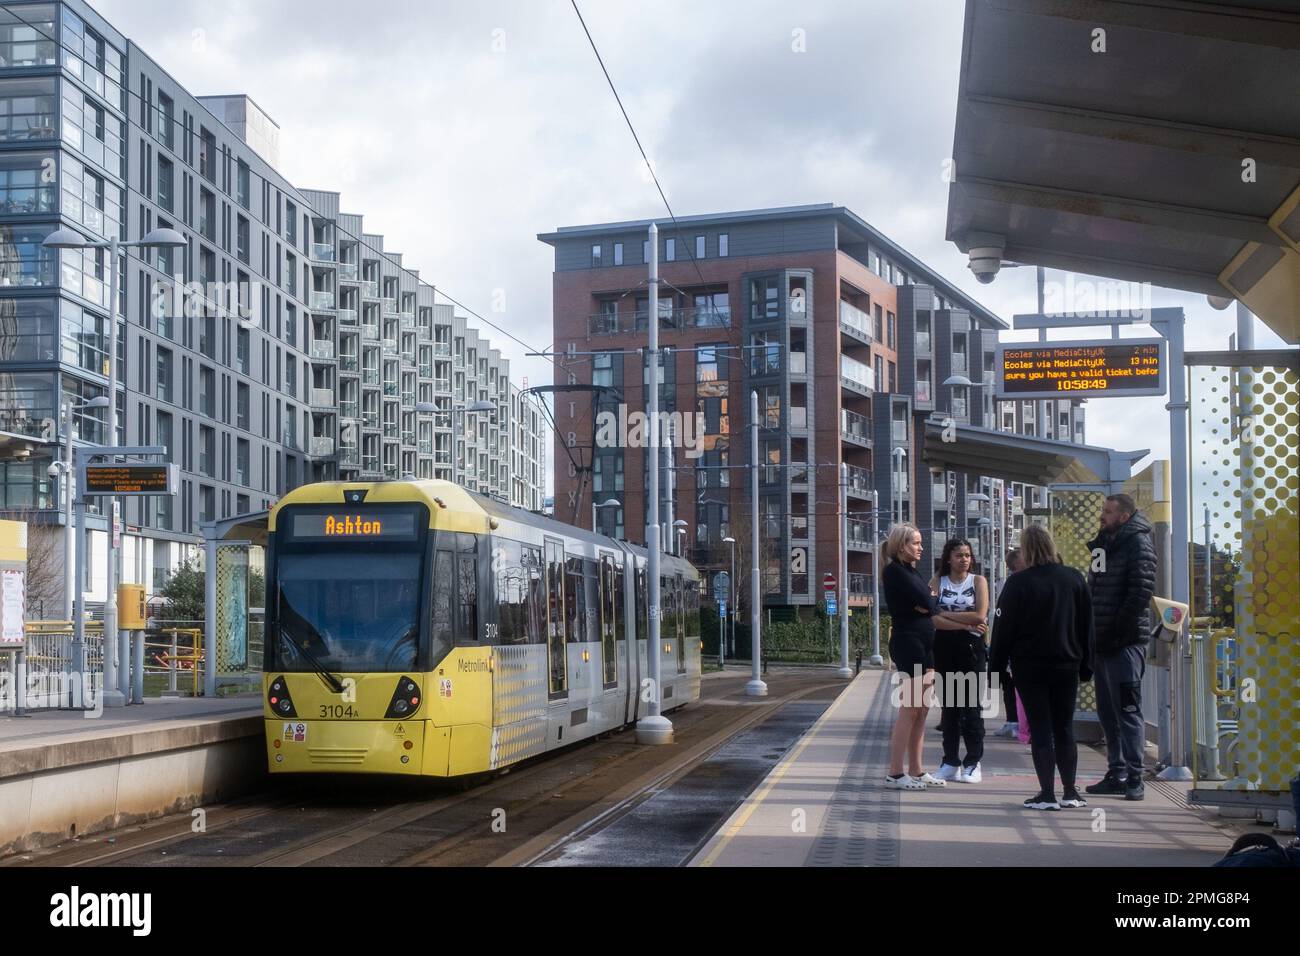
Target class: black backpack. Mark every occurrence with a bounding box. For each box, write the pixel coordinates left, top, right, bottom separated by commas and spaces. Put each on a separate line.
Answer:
1212, 833, 1300, 868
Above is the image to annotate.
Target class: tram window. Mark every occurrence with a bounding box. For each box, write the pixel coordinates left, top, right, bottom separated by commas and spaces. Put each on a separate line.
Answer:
546, 541, 567, 695
496, 538, 528, 644
614, 563, 625, 643
635, 567, 646, 642
601, 555, 618, 686
565, 557, 587, 643
524, 546, 544, 644
431, 550, 453, 664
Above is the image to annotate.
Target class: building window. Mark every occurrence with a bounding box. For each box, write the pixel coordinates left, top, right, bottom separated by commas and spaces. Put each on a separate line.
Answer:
155, 346, 173, 402
695, 235, 704, 260
718, 233, 728, 257
593, 351, 613, 387
665, 237, 675, 262
591, 243, 601, 267
156, 156, 173, 211
612, 242, 623, 266
236, 160, 250, 209
642, 238, 648, 262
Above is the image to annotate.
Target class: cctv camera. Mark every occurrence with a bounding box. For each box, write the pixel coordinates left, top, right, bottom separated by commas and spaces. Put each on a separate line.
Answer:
47, 462, 61, 478
968, 246, 1004, 285
964, 232, 1006, 286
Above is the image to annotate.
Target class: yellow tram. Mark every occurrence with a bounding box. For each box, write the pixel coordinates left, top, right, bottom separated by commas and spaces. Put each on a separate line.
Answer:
263, 480, 702, 777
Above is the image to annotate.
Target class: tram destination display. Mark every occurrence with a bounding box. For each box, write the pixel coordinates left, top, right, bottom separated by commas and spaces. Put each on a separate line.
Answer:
995, 338, 1167, 399
83, 463, 178, 496
285, 510, 420, 542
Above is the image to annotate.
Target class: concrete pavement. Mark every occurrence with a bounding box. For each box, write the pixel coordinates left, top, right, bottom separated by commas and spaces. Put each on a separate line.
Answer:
693, 668, 1239, 866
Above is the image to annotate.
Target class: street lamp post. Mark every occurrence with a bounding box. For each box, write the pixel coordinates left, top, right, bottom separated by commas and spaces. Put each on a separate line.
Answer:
890, 445, 907, 526
637, 222, 672, 743
747, 389, 767, 697
672, 519, 688, 557
43, 226, 186, 708
869, 488, 883, 666
838, 463, 851, 678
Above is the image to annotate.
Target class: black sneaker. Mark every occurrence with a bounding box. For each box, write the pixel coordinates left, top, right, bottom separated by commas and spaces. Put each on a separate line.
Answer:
1060, 789, 1087, 808
1023, 792, 1060, 811
1125, 776, 1146, 801
1085, 771, 1127, 795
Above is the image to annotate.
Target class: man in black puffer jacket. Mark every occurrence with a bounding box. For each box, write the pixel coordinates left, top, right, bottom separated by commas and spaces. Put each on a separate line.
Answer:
1084, 494, 1157, 801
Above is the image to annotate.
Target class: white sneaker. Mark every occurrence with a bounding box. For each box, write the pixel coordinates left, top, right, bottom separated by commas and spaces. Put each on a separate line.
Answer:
884, 773, 926, 791
958, 763, 982, 784
914, 772, 947, 788
934, 763, 962, 782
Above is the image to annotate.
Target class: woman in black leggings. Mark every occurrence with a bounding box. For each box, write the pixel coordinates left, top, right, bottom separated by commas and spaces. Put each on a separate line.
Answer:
989, 525, 1095, 810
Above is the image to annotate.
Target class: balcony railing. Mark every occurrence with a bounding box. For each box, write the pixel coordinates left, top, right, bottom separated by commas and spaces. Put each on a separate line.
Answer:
381, 297, 398, 315
789, 406, 807, 429
891, 420, 908, 443
360, 279, 379, 298
310, 340, 335, 360
789, 515, 808, 539
339, 354, 359, 372
418, 439, 433, 454
401, 429, 415, 445
788, 351, 806, 375
362, 411, 379, 428
418, 364, 433, 378
435, 450, 452, 464
383, 422, 399, 438
839, 300, 873, 343
362, 368, 380, 385
337, 307, 358, 326
434, 379, 451, 393
848, 572, 873, 599
311, 388, 334, 408
309, 436, 335, 457
362, 454, 380, 472
383, 382, 399, 397
586, 306, 731, 336
845, 464, 872, 497
841, 408, 872, 446
310, 290, 335, 311
840, 355, 875, 393
339, 444, 359, 466
847, 518, 874, 550
340, 401, 359, 419
401, 391, 415, 405
382, 338, 397, 352
361, 325, 379, 342
338, 262, 358, 281
311, 243, 336, 263
434, 342, 451, 356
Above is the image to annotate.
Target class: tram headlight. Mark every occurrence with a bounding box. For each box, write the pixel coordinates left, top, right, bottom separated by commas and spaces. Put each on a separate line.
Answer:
268, 676, 297, 718
385, 676, 422, 719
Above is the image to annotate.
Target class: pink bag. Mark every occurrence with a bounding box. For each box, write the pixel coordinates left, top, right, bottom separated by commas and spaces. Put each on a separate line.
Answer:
1015, 691, 1031, 745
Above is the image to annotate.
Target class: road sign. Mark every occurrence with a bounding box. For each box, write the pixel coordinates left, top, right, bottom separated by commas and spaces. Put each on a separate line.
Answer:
713, 571, 730, 604
84, 462, 179, 496
718, 601, 727, 619
823, 572, 836, 593
826, 598, 838, 616
995, 338, 1167, 399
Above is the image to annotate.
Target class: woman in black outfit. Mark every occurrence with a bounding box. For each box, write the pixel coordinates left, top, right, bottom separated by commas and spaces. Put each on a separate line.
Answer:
882, 523, 987, 790
989, 525, 1095, 810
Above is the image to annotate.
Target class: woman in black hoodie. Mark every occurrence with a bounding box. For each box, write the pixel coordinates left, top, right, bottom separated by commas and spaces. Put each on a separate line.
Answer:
989, 525, 1095, 811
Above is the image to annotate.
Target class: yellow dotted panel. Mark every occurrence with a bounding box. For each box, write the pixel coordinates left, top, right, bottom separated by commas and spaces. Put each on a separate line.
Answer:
489, 644, 549, 769
1191, 364, 1299, 793
1050, 490, 1105, 713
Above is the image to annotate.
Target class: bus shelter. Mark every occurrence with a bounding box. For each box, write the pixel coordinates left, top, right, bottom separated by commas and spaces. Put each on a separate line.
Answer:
201, 511, 269, 698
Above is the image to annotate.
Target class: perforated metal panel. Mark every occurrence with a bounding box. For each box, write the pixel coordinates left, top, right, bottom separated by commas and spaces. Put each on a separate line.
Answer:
489, 644, 549, 769
1191, 363, 1299, 793
1050, 490, 1105, 713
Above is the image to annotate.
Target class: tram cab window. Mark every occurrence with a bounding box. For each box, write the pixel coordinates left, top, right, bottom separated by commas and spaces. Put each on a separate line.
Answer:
431, 550, 453, 665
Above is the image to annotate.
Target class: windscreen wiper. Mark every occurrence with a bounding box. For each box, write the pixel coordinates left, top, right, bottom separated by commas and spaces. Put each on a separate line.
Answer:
278, 626, 346, 694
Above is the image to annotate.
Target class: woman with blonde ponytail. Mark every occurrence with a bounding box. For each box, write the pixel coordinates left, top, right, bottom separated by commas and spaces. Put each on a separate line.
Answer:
880, 523, 987, 791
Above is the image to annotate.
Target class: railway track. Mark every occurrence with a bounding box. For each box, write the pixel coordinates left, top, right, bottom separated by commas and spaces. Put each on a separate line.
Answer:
7, 670, 847, 868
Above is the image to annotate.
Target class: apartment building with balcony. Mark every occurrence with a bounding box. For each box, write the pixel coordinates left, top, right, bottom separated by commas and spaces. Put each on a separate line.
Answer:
540, 203, 1024, 615
0, 0, 543, 610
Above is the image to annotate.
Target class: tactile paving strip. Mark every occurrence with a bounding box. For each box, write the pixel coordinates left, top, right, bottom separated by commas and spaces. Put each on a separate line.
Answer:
804, 674, 900, 867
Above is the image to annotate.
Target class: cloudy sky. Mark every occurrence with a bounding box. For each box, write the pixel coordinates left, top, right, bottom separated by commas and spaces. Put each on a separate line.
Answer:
91, 0, 1288, 477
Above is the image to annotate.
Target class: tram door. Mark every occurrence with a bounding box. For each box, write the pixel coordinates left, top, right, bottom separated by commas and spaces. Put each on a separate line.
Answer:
545, 540, 567, 699
600, 554, 618, 688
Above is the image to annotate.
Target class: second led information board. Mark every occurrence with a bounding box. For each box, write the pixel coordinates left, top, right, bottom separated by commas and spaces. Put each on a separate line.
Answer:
995, 338, 1167, 399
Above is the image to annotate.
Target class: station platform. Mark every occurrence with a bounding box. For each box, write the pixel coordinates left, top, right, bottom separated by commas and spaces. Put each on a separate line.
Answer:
0, 696, 263, 856
691, 668, 1239, 867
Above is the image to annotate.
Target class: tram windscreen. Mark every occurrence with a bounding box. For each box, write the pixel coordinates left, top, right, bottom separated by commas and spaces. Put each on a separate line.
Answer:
276, 551, 422, 672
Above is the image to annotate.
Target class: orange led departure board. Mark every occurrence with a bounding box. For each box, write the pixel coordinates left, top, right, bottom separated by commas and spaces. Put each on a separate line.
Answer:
995, 338, 1167, 399
83, 463, 178, 496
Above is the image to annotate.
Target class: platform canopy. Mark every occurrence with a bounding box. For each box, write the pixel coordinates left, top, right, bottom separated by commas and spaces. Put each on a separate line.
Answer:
946, 0, 1300, 344
202, 511, 270, 548
921, 416, 1148, 491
